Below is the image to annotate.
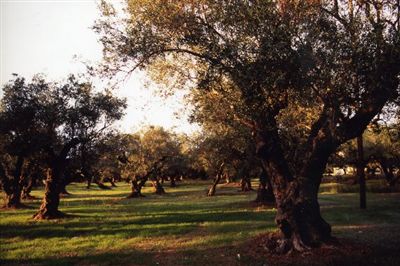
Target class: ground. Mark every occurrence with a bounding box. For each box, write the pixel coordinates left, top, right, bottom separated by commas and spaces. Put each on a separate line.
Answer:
1, 180, 400, 266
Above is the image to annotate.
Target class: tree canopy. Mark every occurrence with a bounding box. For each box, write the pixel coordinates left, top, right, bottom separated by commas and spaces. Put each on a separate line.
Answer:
95, 0, 400, 252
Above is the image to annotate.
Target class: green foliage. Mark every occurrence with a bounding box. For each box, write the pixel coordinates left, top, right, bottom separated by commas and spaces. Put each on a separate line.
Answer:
0, 74, 127, 205
95, 0, 400, 177
121, 126, 187, 179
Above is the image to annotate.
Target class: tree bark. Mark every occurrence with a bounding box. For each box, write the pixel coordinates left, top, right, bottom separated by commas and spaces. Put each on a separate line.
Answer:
2, 156, 25, 209
127, 176, 146, 198
377, 157, 399, 186
33, 138, 80, 219
254, 170, 275, 204
255, 123, 334, 252
152, 178, 166, 194
207, 163, 225, 196
21, 174, 38, 200
357, 135, 366, 209
33, 168, 65, 220
59, 177, 71, 196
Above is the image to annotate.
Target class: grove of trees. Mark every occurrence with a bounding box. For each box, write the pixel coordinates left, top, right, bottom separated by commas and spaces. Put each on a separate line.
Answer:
1, 0, 399, 257
94, 0, 400, 252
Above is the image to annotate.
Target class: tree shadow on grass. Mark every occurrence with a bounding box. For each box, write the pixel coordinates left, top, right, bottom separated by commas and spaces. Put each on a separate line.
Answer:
2, 231, 400, 266
0, 209, 274, 240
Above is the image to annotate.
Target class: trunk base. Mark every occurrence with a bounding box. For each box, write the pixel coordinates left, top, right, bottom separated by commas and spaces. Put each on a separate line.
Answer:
240, 178, 253, 192
154, 187, 166, 195
21, 193, 37, 200
264, 232, 337, 254
127, 191, 146, 198
3, 194, 26, 209
152, 180, 166, 195
33, 209, 66, 220
207, 186, 216, 196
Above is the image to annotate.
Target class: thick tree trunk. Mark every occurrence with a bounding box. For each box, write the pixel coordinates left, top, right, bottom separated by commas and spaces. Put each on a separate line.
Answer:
152, 178, 165, 194
240, 176, 253, 192
378, 157, 399, 186
33, 168, 65, 220
3, 156, 25, 209
33, 139, 79, 219
59, 179, 70, 196
4, 191, 23, 209
127, 177, 146, 198
357, 135, 366, 209
254, 171, 275, 204
272, 180, 332, 253
21, 175, 37, 200
255, 125, 334, 252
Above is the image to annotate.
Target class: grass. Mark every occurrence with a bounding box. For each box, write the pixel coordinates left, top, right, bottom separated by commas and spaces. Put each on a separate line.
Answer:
1, 180, 400, 266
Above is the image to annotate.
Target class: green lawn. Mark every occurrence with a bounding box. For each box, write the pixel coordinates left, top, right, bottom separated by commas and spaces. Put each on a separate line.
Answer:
1, 181, 400, 266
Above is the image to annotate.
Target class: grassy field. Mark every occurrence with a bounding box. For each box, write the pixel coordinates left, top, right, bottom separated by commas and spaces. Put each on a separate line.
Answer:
1, 180, 400, 266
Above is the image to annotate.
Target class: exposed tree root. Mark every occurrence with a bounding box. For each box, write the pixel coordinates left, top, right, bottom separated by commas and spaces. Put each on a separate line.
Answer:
263, 233, 337, 255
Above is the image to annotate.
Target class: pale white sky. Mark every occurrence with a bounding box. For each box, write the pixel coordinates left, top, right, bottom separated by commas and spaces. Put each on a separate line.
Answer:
0, 0, 198, 134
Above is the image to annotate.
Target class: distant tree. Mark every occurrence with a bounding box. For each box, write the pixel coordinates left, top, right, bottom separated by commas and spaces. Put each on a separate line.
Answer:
32, 75, 125, 219
0, 74, 126, 218
79, 132, 126, 189
121, 126, 182, 197
0, 76, 48, 208
20, 152, 47, 200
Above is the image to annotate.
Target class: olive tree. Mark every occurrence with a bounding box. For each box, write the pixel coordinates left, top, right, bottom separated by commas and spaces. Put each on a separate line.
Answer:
95, 0, 400, 251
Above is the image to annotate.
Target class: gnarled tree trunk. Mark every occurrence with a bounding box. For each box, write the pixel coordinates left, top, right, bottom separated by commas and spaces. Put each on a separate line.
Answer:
33, 167, 65, 220
255, 123, 335, 253
33, 139, 80, 220
2, 156, 25, 209
127, 176, 146, 198
271, 179, 332, 253
21, 174, 38, 200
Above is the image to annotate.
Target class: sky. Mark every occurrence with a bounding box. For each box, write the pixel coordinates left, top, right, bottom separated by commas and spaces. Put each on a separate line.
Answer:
0, 0, 198, 134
